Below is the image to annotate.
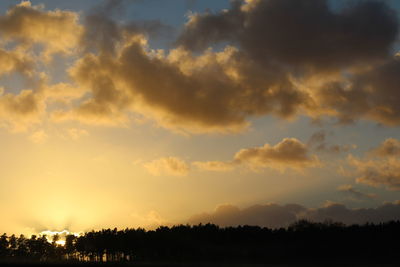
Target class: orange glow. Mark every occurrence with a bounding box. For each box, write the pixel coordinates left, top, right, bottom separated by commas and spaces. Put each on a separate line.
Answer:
39, 230, 81, 246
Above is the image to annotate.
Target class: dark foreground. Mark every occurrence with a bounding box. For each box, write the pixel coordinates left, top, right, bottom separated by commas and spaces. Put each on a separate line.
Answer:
0, 262, 399, 267
1, 220, 399, 266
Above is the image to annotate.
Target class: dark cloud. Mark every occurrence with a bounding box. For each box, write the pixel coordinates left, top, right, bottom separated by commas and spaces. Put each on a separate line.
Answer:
67, 0, 400, 132
82, 0, 173, 55
66, 32, 311, 131
305, 201, 400, 225
173, 0, 400, 129
308, 130, 326, 146
125, 20, 174, 41
308, 130, 355, 153
317, 59, 400, 125
177, 0, 243, 52
360, 60, 400, 125
81, 0, 124, 55
188, 203, 305, 228
188, 201, 400, 228
178, 0, 397, 72
2, 0, 398, 133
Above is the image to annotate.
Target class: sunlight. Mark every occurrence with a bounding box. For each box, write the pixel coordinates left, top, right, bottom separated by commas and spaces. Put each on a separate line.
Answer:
55, 240, 66, 246
39, 230, 81, 246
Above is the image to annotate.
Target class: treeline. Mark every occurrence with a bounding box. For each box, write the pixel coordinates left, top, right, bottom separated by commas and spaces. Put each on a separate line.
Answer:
1, 220, 400, 264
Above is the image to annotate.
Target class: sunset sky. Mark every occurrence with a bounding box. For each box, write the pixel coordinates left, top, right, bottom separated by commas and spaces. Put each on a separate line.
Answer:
1, 0, 400, 236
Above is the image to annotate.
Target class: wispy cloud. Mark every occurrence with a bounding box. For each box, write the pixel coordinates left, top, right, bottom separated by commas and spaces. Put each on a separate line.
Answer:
337, 184, 377, 201
144, 157, 190, 176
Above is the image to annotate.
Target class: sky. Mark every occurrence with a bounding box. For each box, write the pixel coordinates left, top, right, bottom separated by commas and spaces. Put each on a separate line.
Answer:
1, 0, 400, 236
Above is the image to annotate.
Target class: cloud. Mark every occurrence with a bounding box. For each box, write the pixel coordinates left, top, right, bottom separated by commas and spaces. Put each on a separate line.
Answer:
60, 0, 400, 133
307, 130, 356, 153
29, 129, 48, 144
178, 0, 397, 71
190, 138, 319, 173
67, 128, 89, 140
0, 0, 399, 133
175, 0, 400, 128
305, 201, 400, 225
66, 40, 268, 132
188, 201, 400, 228
369, 138, 400, 157
192, 160, 235, 172
0, 1, 85, 132
80, 0, 125, 55
315, 58, 400, 126
0, 1, 82, 59
313, 144, 353, 154
188, 203, 305, 229
192, 138, 318, 173
0, 89, 45, 131
348, 155, 400, 191
337, 184, 377, 201
147, 138, 317, 176
0, 80, 92, 132
344, 138, 400, 191
52, 0, 309, 132
307, 130, 326, 146
0, 48, 34, 77
54, 52, 133, 126
42, 83, 87, 104
143, 157, 190, 176
234, 138, 318, 171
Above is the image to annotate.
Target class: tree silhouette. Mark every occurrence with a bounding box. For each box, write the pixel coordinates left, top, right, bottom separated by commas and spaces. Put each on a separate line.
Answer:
0, 220, 399, 264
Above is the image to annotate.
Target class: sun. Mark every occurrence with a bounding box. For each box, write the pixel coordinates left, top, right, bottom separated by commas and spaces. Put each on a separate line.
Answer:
39, 230, 81, 246
55, 240, 66, 246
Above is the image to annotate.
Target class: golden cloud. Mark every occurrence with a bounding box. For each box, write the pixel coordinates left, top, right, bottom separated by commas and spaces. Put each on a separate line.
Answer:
0, 1, 82, 131
60, 0, 400, 133
0, 89, 44, 131
192, 138, 319, 173
0, 1, 82, 59
234, 138, 319, 171
369, 138, 400, 157
0, 0, 400, 134
0, 48, 33, 77
192, 161, 235, 172
143, 157, 190, 177
344, 138, 400, 190
348, 155, 400, 191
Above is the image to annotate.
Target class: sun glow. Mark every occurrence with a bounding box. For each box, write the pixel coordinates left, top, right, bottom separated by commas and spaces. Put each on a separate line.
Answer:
39, 230, 81, 246
55, 240, 66, 246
